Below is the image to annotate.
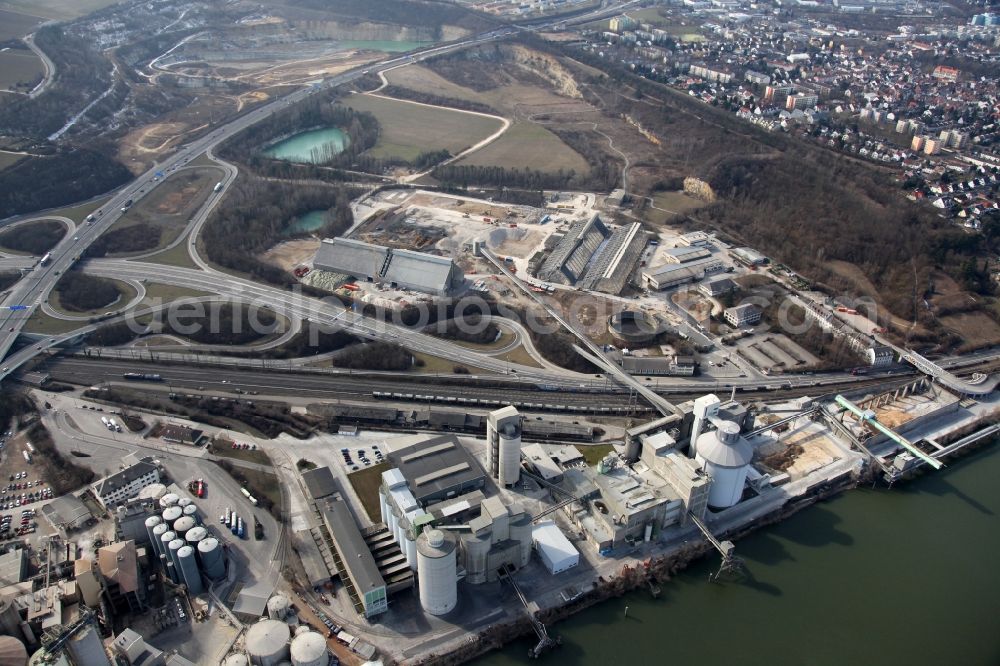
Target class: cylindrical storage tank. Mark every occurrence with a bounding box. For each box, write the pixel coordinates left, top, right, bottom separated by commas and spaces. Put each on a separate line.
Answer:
183, 504, 199, 522
378, 488, 388, 525
389, 507, 400, 546
177, 497, 192, 508
695, 420, 753, 509
289, 631, 328, 666
64, 623, 105, 666
160, 530, 176, 558
266, 594, 290, 621
162, 506, 183, 524
508, 511, 533, 568
404, 531, 417, 571
294, 626, 311, 637
460, 528, 490, 584
623, 434, 641, 463
151, 524, 168, 557
224, 655, 249, 666
144, 516, 163, 553
173, 516, 196, 540
138, 483, 167, 502
185, 526, 208, 546
159, 493, 179, 509
0, 598, 23, 640
197, 538, 226, 581
245, 619, 290, 666
163, 556, 179, 584
177, 545, 203, 595
168, 538, 185, 572
498, 422, 522, 486
416, 529, 457, 616
0, 635, 28, 666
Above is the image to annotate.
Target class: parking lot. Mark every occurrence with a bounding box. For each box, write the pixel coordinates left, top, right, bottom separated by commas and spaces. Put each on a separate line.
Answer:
0, 428, 54, 539
338, 443, 385, 473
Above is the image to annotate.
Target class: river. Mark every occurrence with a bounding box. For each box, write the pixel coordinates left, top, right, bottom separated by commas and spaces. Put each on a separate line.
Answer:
475, 444, 1000, 666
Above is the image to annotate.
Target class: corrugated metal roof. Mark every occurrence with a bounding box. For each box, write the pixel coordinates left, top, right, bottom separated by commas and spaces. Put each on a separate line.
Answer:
383, 248, 455, 293
314, 238, 388, 279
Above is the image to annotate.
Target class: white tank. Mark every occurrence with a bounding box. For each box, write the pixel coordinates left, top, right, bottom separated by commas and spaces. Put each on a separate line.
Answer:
183, 504, 199, 521
0, 635, 28, 666
508, 511, 533, 567
294, 626, 311, 637
498, 422, 522, 487
151, 524, 168, 557
389, 507, 400, 545
224, 655, 249, 666
460, 527, 491, 584
177, 545, 203, 595
144, 516, 162, 551
159, 493, 179, 509
163, 555, 178, 584
695, 420, 753, 509
138, 483, 167, 501
289, 631, 328, 666
197, 537, 226, 580
404, 531, 417, 570
173, 515, 196, 538
162, 506, 183, 523
177, 497, 192, 508
245, 619, 290, 666
378, 488, 388, 525
416, 529, 457, 616
160, 530, 176, 558
185, 526, 208, 545
168, 538, 185, 572
267, 594, 290, 620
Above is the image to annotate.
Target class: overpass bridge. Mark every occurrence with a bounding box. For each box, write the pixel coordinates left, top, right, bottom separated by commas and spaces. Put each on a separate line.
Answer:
890, 345, 999, 397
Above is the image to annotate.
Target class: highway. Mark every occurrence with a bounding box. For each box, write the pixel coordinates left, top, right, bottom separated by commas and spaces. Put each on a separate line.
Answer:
0, 0, 643, 385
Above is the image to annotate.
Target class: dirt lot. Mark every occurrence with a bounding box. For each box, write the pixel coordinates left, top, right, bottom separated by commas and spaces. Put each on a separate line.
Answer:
757, 427, 840, 480
260, 239, 320, 272
939, 311, 1000, 350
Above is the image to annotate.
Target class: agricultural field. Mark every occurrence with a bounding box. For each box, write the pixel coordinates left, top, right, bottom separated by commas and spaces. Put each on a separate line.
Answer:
0, 0, 121, 21
0, 49, 44, 94
0, 9, 43, 41
454, 121, 588, 173
341, 94, 503, 163
0, 151, 24, 172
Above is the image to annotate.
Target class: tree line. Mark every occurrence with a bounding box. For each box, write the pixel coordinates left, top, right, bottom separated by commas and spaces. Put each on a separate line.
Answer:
55, 273, 122, 312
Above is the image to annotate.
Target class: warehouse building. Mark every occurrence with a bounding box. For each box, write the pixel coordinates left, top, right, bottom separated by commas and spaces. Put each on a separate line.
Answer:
532, 521, 579, 574
313, 237, 464, 296
641, 258, 727, 291
537, 214, 610, 285
390, 435, 486, 506
319, 494, 387, 618
577, 222, 648, 294
663, 246, 711, 264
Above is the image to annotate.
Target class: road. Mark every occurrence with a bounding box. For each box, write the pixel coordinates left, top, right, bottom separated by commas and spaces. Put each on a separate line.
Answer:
0, 0, 643, 385
24, 33, 55, 99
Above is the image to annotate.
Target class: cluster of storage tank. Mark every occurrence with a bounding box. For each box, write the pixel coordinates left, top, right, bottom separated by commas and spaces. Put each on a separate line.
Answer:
241, 615, 330, 666
144, 500, 226, 595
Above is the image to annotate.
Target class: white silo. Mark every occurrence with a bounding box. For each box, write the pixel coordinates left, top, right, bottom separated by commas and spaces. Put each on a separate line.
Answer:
197, 537, 226, 580
177, 497, 192, 508
378, 488, 388, 525
144, 516, 162, 552
162, 506, 183, 524
160, 530, 176, 558
460, 527, 491, 584
267, 594, 290, 620
389, 507, 401, 546
695, 420, 753, 509
173, 515, 196, 540
162, 554, 178, 584
289, 631, 328, 666
159, 493, 179, 509
245, 619, 290, 666
183, 504, 199, 522
168, 538, 185, 572
416, 529, 457, 616
151, 524, 168, 557
224, 654, 249, 666
185, 525, 208, 546
177, 545, 203, 595
138, 483, 167, 502
404, 530, 417, 570
487, 406, 522, 487
508, 510, 533, 567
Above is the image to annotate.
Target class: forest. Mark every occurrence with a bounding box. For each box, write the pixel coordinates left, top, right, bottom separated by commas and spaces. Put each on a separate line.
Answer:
202, 177, 355, 284
289, 0, 497, 35
332, 341, 413, 370
55, 273, 122, 312
85, 223, 161, 257
0, 220, 65, 254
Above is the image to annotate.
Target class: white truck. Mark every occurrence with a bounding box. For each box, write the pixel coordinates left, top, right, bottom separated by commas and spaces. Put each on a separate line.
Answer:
213, 182, 223, 193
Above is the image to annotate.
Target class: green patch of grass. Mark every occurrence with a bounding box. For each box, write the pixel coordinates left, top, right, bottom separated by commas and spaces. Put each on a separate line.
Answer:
409, 351, 497, 375
142, 242, 201, 269
139, 282, 214, 305
578, 443, 614, 467
347, 461, 390, 522
44, 197, 113, 224
0, 50, 44, 95
0, 151, 24, 172
22, 311, 87, 334
456, 121, 588, 174
237, 467, 281, 512
501, 344, 544, 369
210, 439, 272, 466
342, 93, 502, 163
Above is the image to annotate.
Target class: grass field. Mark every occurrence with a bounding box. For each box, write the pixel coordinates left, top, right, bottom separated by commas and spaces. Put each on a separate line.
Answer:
210, 437, 272, 466
342, 94, 502, 163
23, 311, 86, 334
49, 278, 138, 317
108, 167, 221, 254
579, 443, 614, 466
454, 121, 588, 173
0, 50, 43, 94
644, 191, 705, 224
139, 283, 213, 306
0, 151, 24, 172
1, 0, 121, 21
347, 461, 390, 522
143, 242, 201, 270
0, 9, 42, 40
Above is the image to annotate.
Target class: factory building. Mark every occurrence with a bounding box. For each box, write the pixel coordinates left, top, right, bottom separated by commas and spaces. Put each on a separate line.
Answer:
662, 246, 711, 264
577, 222, 648, 294
521, 443, 564, 484
675, 231, 714, 247
641, 258, 727, 290
112, 628, 165, 666
724, 304, 762, 328
318, 495, 387, 618
459, 497, 532, 584
389, 435, 486, 505
536, 216, 646, 294
486, 406, 522, 488
313, 237, 465, 296
94, 461, 161, 509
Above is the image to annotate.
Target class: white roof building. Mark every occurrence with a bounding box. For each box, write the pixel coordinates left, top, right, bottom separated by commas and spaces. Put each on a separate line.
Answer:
532, 520, 579, 574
